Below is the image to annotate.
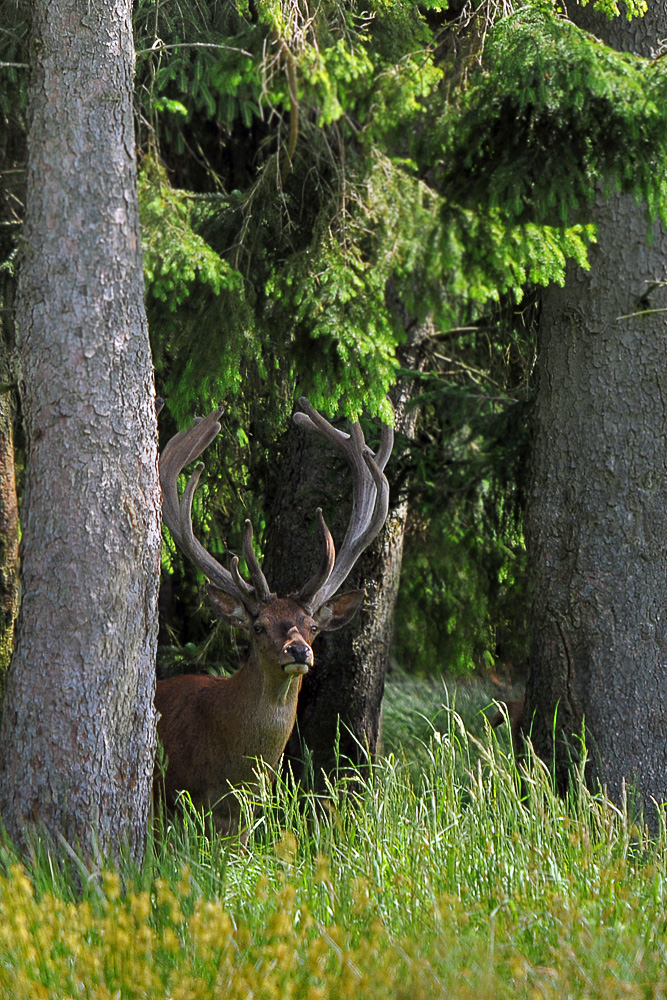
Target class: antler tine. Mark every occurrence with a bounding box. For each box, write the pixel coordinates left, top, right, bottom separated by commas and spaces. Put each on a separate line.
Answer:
178, 465, 257, 606
161, 411, 221, 477
242, 520, 274, 603
160, 412, 221, 550
294, 401, 394, 473
374, 421, 394, 473
230, 555, 255, 598
160, 407, 259, 614
307, 443, 390, 608
292, 409, 352, 447
297, 509, 336, 606
294, 397, 393, 612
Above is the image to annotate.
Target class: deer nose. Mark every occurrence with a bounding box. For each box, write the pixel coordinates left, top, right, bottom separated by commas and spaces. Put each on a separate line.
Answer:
289, 645, 311, 665
281, 626, 313, 671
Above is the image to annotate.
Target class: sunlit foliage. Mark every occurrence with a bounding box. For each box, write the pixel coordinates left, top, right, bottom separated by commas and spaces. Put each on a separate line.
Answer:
130, 0, 667, 422
3, 0, 667, 670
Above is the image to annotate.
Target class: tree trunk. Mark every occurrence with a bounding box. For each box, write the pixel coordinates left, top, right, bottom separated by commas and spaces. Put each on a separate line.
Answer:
524, 4, 667, 820
262, 319, 431, 786
0, 273, 19, 690
0, 0, 161, 863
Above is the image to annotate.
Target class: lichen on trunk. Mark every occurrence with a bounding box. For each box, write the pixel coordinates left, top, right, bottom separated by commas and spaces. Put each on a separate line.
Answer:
0, 273, 19, 690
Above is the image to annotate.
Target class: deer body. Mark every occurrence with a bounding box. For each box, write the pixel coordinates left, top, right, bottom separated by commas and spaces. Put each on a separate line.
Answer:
156, 402, 392, 837
156, 656, 303, 836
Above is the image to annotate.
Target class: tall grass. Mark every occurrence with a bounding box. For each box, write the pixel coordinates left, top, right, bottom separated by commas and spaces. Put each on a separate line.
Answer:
0, 690, 666, 998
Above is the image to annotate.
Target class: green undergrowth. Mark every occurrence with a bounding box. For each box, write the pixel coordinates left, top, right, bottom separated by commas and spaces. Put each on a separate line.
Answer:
0, 694, 666, 998
381, 671, 512, 761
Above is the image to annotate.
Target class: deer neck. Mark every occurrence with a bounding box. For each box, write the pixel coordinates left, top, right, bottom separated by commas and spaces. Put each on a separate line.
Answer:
236, 653, 302, 711
211, 655, 302, 772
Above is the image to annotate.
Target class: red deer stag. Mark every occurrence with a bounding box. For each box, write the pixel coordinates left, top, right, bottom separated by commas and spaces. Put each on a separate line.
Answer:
155, 398, 393, 838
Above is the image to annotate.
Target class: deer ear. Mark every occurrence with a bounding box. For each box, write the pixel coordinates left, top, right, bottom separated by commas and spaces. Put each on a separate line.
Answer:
206, 584, 250, 630
314, 590, 364, 631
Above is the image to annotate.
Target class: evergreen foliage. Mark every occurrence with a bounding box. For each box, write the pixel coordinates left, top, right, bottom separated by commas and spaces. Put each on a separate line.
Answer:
130, 0, 667, 428
132, 0, 646, 421
392, 305, 536, 673
436, 3, 667, 226
5, 2, 667, 419
4, 0, 667, 674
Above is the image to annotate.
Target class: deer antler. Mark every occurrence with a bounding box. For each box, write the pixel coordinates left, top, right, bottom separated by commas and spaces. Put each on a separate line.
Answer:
159, 407, 274, 616
160, 399, 392, 619
293, 397, 393, 613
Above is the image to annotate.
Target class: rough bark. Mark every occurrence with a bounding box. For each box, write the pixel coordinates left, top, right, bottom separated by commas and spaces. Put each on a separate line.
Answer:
262, 319, 431, 786
524, 5, 667, 819
0, 274, 20, 689
0, 0, 161, 863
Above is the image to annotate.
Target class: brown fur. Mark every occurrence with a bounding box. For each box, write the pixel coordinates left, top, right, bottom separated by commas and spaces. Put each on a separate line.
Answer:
490, 695, 525, 757
154, 592, 362, 838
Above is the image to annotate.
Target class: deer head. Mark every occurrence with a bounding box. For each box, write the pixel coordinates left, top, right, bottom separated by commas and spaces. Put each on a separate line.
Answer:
155, 398, 393, 837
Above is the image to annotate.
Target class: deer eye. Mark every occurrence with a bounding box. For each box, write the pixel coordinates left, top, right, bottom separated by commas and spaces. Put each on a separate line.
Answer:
310, 623, 319, 634
253, 623, 265, 634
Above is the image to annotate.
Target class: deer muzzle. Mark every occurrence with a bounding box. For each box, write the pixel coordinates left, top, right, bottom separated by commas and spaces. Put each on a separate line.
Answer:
280, 627, 313, 675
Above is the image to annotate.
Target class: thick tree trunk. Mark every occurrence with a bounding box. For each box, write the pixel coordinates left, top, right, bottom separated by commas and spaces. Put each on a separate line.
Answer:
0, 274, 19, 689
0, 0, 161, 863
524, 4, 667, 819
262, 319, 431, 786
